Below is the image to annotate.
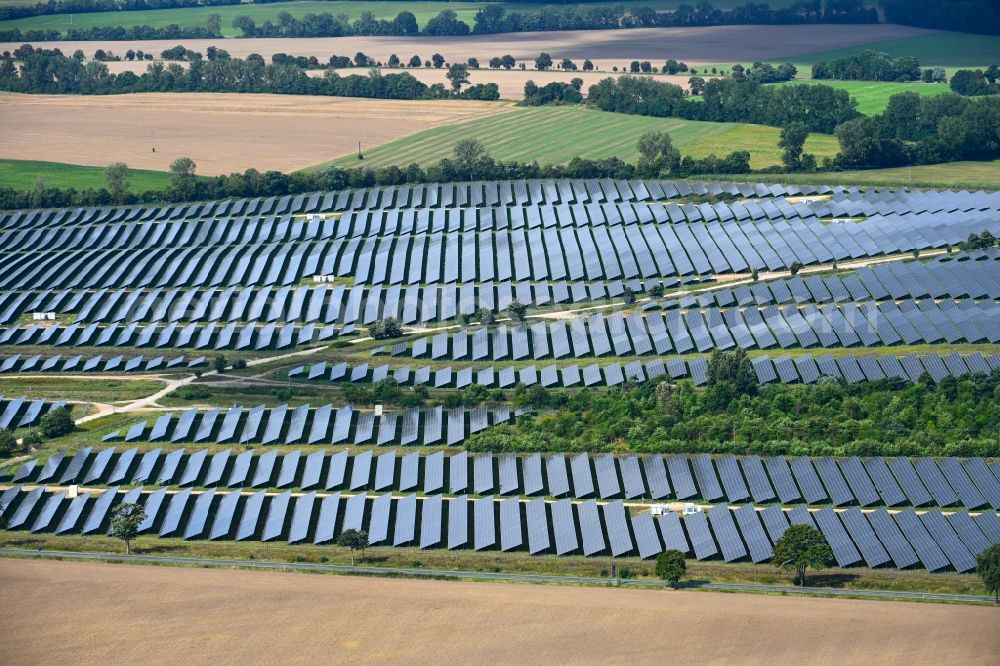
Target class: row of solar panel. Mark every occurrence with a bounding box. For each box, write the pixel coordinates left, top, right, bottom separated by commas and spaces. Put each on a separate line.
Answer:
3, 209, 993, 291
7, 179, 989, 231
0, 277, 685, 328
297, 351, 1000, 392
0, 397, 65, 431
7, 189, 991, 256
5, 179, 996, 235
6, 252, 994, 332
0, 321, 346, 351
661, 254, 1000, 311
16, 446, 1000, 511
92, 405, 514, 448
402, 300, 1000, 361
0, 485, 994, 572
0, 354, 205, 374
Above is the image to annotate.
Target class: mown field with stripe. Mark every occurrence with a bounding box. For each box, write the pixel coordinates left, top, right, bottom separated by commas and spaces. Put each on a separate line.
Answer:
318, 106, 840, 171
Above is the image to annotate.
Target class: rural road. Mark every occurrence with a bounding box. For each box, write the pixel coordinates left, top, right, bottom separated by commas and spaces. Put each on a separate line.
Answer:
0, 549, 992, 605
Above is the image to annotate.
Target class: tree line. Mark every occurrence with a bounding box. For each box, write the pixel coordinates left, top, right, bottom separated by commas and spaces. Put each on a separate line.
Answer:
465, 349, 1000, 458
0, 130, 751, 210
950, 67, 1000, 97
811, 49, 926, 82
586, 76, 859, 133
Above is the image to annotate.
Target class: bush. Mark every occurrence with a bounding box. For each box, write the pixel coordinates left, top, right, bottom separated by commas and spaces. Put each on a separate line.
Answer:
38, 406, 74, 439
371, 318, 403, 339
175, 385, 212, 401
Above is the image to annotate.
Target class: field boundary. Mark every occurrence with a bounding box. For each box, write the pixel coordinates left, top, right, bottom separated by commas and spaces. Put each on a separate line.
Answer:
1, 548, 992, 605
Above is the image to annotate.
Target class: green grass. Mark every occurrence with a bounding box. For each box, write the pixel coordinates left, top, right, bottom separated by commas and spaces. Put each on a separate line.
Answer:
0, 377, 166, 403
0, 0, 808, 35
313, 106, 840, 171
693, 158, 1000, 191
788, 32, 1000, 71
772, 80, 951, 115
0, 158, 174, 192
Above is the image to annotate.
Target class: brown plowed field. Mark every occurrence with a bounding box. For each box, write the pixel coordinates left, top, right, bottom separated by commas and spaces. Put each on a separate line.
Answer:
0, 92, 509, 174
0, 24, 931, 70
1, 558, 996, 665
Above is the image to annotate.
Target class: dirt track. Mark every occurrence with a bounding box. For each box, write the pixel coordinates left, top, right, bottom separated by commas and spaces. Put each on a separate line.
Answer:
0, 24, 931, 70
1, 559, 996, 664
0, 92, 507, 174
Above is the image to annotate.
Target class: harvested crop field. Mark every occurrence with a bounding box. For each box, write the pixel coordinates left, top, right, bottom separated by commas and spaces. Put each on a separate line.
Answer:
1, 559, 996, 665
0, 24, 932, 71
0, 92, 507, 175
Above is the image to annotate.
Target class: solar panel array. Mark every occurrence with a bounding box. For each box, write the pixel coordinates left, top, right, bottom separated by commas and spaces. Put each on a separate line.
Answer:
296, 352, 1000, 389
0, 354, 205, 374
0, 397, 67, 430
17, 447, 1000, 511
94, 406, 514, 448
0, 486, 993, 571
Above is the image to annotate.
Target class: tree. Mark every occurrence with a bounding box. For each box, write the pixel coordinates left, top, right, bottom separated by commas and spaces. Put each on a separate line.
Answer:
467, 57, 480, 69
169, 156, 197, 199
779, 121, 810, 170
688, 75, 706, 95
338, 528, 369, 565
655, 550, 687, 588
371, 318, 403, 339
408, 54, 422, 68
446, 63, 470, 92
489, 56, 502, 69
431, 53, 445, 68
500, 54, 516, 70
0, 429, 19, 457
772, 524, 833, 586
636, 130, 681, 177
506, 300, 528, 322
105, 162, 131, 203
705, 348, 757, 410
387, 53, 400, 67
789, 261, 803, 276
213, 354, 227, 373
622, 286, 636, 304
582, 59, 594, 71
476, 307, 495, 325
535, 52, 552, 70
453, 138, 489, 180
109, 502, 147, 555
976, 544, 1000, 604
38, 405, 74, 439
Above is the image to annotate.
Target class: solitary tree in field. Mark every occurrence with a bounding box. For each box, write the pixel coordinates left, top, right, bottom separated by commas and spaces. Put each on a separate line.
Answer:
655, 550, 687, 588
105, 162, 131, 203
976, 543, 1000, 604
109, 502, 147, 555
772, 524, 832, 586
338, 529, 369, 565
535, 52, 552, 70
447, 63, 470, 92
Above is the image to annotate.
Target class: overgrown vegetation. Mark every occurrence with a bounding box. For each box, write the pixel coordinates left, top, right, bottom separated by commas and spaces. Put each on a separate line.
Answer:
465, 350, 1000, 457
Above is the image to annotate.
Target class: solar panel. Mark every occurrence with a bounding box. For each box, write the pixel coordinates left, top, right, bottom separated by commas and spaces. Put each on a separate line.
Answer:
209, 490, 242, 540
183, 488, 217, 540
603, 501, 634, 557
577, 500, 607, 556
684, 510, 719, 560
788, 456, 828, 504
158, 487, 193, 537
812, 508, 861, 567
837, 457, 880, 506
312, 493, 341, 544
420, 495, 444, 549
865, 509, 918, 569
447, 495, 470, 549
569, 453, 595, 498
473, 496, 497, 551
893, 509, 949, 571
545, 454, 570, 497
349, 450, 373, 490
665, 454, 697, 500
919, 510, 975, 572
393, 494, 418, 546
839, 507, 890, 567
732, 505, 772, 563
691, 455, 724, 501
499, 498, 523, 552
